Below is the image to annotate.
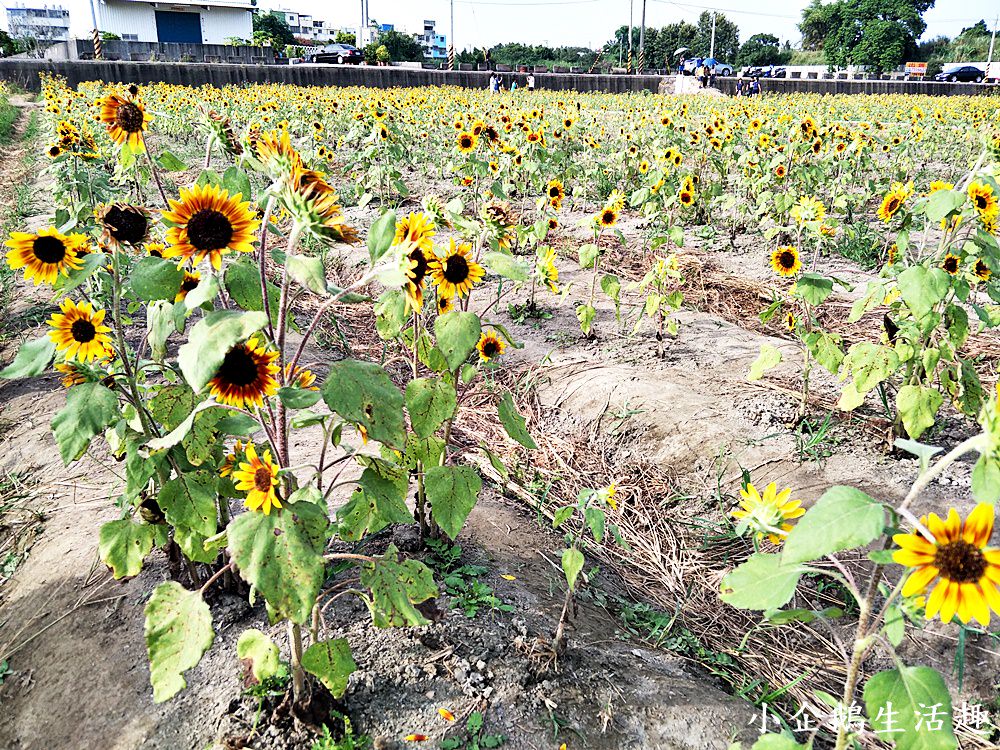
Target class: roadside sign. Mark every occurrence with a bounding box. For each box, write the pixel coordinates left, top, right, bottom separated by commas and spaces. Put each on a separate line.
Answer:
905, 62, 927, 78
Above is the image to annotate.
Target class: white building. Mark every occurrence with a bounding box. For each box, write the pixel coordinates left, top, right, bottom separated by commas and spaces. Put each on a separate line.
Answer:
98, 0, 253, 45
273, 9, 337, 43
6, 4, 70, 43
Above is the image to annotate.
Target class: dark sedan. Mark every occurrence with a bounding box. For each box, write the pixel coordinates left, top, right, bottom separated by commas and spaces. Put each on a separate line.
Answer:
934, 66, 985, 83
310, 44, 364, 65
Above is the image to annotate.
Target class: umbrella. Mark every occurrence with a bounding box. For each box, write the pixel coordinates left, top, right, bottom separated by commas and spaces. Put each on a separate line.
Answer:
674, 47, 689, 56
704, 57, 717, 66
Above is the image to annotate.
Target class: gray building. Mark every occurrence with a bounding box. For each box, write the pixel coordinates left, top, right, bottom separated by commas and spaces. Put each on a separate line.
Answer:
6, 4, 71, 43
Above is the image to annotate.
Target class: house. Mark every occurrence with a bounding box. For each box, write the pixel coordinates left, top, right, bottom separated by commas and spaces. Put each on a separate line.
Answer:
273, 9, 337, 43
98, 0, 253, 45
6, 4, 70, 43
414, 19, 446, 60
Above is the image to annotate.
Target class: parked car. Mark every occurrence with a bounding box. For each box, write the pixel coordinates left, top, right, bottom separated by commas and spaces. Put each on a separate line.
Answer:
934, 65, 985, 83
681, 59, 734, 76
743, 66, 786, 78
309, 43, 364, 65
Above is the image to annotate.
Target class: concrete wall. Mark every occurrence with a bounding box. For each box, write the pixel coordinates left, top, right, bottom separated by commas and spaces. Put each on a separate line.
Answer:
45, 40, 274, 65
0, 60, 995, 97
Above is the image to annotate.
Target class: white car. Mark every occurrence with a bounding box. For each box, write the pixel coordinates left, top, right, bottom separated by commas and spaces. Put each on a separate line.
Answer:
682, 60, 733, 77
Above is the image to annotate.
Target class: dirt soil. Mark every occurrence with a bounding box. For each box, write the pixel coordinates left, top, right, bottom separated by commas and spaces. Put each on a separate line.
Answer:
0, 95, 997, 750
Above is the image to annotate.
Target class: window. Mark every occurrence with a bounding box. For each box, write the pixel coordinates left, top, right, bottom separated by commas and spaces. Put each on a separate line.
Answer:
122, 34, 138, 41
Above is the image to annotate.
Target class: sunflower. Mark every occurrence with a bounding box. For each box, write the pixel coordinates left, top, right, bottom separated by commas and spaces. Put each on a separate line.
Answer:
97, 91, 151, 150
284, 363, 318, 390
893, 503, 1000, 626
97, 203, 150, 249
145, 242, 165, 258
5, 227, 84, 285
436, 295, 454, 315
403, 243, 430, 313
55, 361, 87, 388
233, 442, 282, 515
774, 164, 787, 179
219, 440, 246, 477
791, 195, 826, 225
974, 260, 992, 283
770, 246, 801, 277
547, 179, 565, 207
927, 180, 953, 194
174, 271, 201, 302
597, 206, 618, 228
968, 182, 998, 217
784, 311, 796, 331
207, 337, 279, 409
476, 330, 506, 361
162, 183, 258, 269
678, 189, 695, 206
730, 481, 805, 545
456, 131, 477, 153
48, 298, 114, 362
429, 239, 485, 299
394, 212, 436, 253
941, 254, 960, 276
47, 144, 62, 158
877, 182, 911, 223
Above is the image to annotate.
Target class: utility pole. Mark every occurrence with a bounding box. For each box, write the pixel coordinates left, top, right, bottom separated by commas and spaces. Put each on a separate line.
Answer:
988, 15, 998, 67
89, 0, 102, 60
627, 0, 633, 73
638, 0, 646, 73
709, 10, 717, 60
449, 0, 455, 70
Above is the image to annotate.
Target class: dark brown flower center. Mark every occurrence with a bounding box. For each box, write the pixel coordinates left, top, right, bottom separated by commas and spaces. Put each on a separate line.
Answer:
943, 256, 959, 274
114, 101, 145, 133
602, 210, 615, 224
443, 254, 470, 284
254, 467, 272, 492
779, 251, 796, 269
481, 339, 500, 357
974, 194, 988, 210
104, 205, 148, 244
884, 197, 900, 214
71, 318, 96, 343
409, 249, 428, 283
549, 185, 561, 198
460, 136, 473, 149
33, 235, 67, 264
187, 209, 234, 251
181, 276, 200, 293
217, 345, 259, 387
934, 540, 987, 583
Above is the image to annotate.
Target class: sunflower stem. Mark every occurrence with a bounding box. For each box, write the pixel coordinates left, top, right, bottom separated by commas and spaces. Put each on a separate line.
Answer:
141, 138, 169, 208
288, 621, 306, 704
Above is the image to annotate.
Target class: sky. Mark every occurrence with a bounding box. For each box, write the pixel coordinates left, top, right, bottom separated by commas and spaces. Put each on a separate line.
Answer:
7, 0, 1000, 51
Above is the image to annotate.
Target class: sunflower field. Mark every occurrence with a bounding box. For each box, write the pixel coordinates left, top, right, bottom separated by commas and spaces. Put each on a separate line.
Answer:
1, 75, 1000, 750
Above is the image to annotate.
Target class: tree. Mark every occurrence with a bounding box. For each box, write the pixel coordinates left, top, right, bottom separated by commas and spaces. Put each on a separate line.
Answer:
376, 29, 424, 61
737, 34, 787, 67
800, 0, 936, 73
335, 31, 356, 45
252, 11, 295, 49
693, 11, 739, 62
950, 19, 991, 61
0, 30, 15, 58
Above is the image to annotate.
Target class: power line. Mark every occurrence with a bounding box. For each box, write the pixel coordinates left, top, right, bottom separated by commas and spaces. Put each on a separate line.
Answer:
654, 0, 799, 21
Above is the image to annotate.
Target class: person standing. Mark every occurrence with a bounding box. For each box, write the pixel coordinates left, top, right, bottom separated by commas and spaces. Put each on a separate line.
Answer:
526, 73, 535, 92
484, 47, 492, 71
489, 73, 498, 93
735, 75, 744, 96
678, 56, 685, 74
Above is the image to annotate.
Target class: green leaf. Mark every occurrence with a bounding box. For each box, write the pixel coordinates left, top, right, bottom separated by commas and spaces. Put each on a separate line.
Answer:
54, 252, 108, 294
497, 392, 537, 449
146, 300, 174, 361
576, 303, 596, 335
863, 666, 957, 750
99, 518, 158, 579
286, 254, 327, 295
804, 331, 845, 375
0, 336, 55, 379
367, 209, 397, 264
483, 251, 529, 281
764, 607, 843, 625
182, 407, 226, 466
405, 377, 457, 438
130, 256, 184, 302
898, 266, 950, 320
173, 525, 218, 563
794, 273, 834, 306
183, 273, 219, 310
435, 312, 482, 371
924, 189, 964, 223
562, 547, 584, 591
216, 412, 261, 437
374, 289, 407, 339
51, 382, 119, 464
849, 281, 888, 323
972, 453, 1000, 505
336, 465, 412, 541
222, 166, 252, 201
578, 243, 599, 269
843, 342, 899, 393
144, 582, 214, 702
146, 401, 216, 453
720, 553, 807, 611
782, 486, 885, 564
896, 385, 943, 439
301, 639, 356, 698
157, 470, 218, 537
278, 386, 322, 410
177, 309, 269, 392
748, 343, 782, 381
149, 384, 199, 430
750, 736, 810, 750
321, 360, 406, 448
228, 500, 328, 624
884, 602, 905, 647
426, 465, 482, 540
156, 150, 188, 172
223, 257, 281, 325
360, 546, 437, 627
237, 629, 285, 684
